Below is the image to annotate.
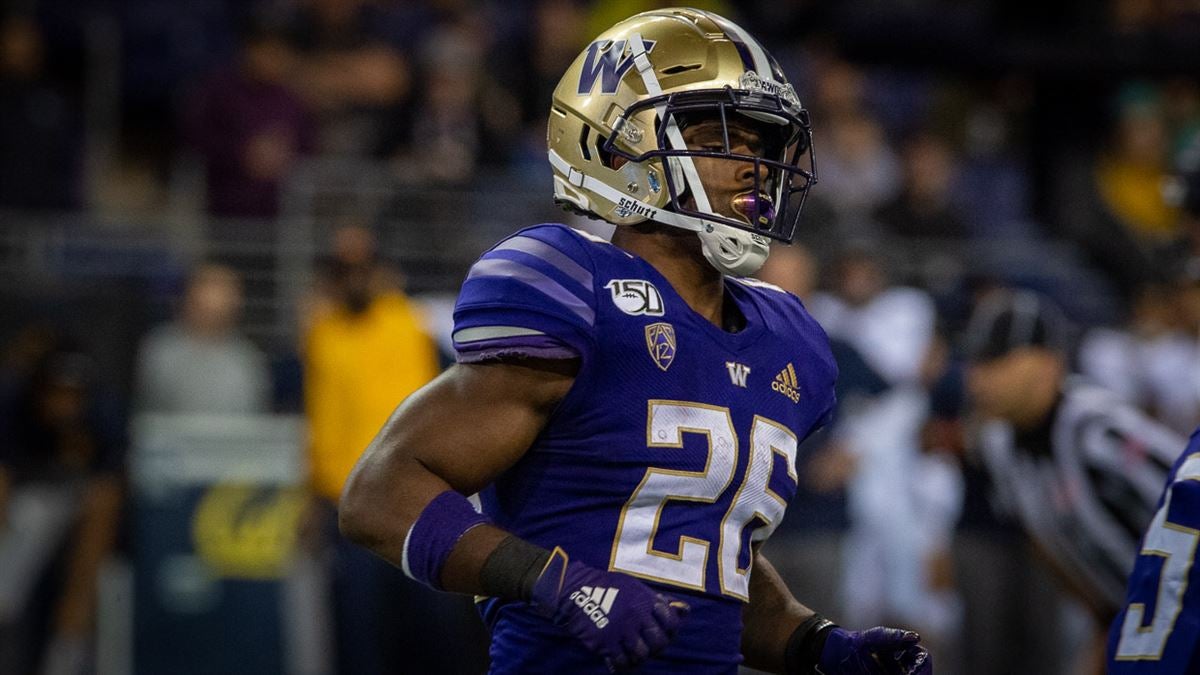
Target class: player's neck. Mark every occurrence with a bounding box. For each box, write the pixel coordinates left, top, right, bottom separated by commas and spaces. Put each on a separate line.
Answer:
611, 226, 726, 327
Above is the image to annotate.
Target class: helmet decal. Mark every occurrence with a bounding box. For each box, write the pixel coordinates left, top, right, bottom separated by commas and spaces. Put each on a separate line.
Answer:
738, 71, 800, 107
577, 39, 657, 96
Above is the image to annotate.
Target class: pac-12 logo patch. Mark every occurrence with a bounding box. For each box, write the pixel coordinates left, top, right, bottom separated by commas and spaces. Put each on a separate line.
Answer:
607, 279, 665, 316
644, 322, 676, 371
577, 38, 657, 95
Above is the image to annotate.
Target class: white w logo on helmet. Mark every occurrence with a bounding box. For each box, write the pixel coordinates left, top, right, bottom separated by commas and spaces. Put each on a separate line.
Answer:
577, 39, 657, 96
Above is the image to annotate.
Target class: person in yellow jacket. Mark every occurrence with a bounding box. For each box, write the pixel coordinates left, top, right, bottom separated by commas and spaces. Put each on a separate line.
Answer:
304, 240, 439, 504
302, 225, 459, 674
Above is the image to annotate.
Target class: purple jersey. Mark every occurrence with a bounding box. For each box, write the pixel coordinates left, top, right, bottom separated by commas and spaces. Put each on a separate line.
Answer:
1108, 428, 1200, 674
452, 224, 837, 673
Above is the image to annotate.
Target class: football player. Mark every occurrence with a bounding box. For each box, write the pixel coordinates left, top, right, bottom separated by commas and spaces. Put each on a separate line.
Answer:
1107, 426, 1200, 673
965, 289, 1185, 673
339, 9, 931, 674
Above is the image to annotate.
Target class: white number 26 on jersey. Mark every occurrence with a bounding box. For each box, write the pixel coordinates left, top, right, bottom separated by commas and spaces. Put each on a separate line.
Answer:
609, 400, 798, 600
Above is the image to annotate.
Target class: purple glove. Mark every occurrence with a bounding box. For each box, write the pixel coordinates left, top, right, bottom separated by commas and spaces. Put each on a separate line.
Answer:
818, 626, 932, 675
531, 547, 689, 671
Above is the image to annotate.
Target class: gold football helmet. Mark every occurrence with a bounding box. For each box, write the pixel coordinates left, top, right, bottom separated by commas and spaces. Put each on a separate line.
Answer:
548, 8, 815, 276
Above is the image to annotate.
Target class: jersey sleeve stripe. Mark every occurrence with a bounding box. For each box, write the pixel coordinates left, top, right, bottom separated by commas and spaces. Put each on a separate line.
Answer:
452, 326, 546, 343
492, 235, 594, 289
466, 257, 596, 325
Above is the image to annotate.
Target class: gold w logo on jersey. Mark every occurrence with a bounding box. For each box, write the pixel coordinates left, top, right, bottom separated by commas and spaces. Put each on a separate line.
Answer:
771, 363, 801, 403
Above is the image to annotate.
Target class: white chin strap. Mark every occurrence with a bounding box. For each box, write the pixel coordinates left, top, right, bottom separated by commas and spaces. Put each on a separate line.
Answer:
698, 228, 770, 277
548, 149, 769, 277
546, 34, 771, 277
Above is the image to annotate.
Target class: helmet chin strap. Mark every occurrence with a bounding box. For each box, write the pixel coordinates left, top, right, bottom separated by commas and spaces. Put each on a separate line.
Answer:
549, 148, 771, 276
698, 229, 770, 276
549, 149, 703, 233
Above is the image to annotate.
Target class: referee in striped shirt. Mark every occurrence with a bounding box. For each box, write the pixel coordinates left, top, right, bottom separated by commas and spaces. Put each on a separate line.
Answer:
964, 289, 1185, 673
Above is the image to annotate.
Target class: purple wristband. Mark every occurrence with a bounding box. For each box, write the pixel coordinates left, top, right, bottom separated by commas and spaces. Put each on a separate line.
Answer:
401, 491, 491, 590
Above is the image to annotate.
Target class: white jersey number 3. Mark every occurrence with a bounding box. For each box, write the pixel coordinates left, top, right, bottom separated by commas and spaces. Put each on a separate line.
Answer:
609, 400, 798, 599
1115, 454, 1200, 661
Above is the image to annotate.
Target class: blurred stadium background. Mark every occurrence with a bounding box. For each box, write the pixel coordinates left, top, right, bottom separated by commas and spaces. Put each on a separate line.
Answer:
1, 0, 1199, 673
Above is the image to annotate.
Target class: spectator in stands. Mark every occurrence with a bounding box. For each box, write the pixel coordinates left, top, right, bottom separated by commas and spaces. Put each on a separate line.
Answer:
815, 110, 901, 232
810, 49, 869, 120
1160, 78, 1200, 170
1059, 85, 1169, 301
286, 0, 412, 157
134, 263, 270, 414
396, 15, 488, 183
792, 54, 899, 243
874, 130, 968, 241
488, 0, 588, 168
1095, 85, 1179, 244
1163, 163, 1200, 274
1079, 280, 1200, 435
302, 225, 460, 674
1176, 174, 1200, 332
0, 336, 124, 675
182, 16, 313, 218
955, 94, 1034, 237
0, 14, 81, 210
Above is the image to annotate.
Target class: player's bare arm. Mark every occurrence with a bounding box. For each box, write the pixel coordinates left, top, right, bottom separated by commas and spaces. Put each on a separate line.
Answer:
341, 358, 689, 670
338, 357, 574, 586
741, 547, 931, 675
741, 548, 814, 672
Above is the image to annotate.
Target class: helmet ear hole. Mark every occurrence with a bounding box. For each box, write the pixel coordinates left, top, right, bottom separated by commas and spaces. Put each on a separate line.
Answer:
597, 140, 619, 169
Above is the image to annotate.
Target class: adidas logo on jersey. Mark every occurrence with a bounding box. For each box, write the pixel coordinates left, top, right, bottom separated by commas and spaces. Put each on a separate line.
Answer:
568, 585, 619, 629
772, 364, 801, 403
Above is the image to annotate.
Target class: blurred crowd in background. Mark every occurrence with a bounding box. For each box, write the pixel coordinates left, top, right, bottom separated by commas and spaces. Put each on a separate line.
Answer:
3, 0, 1200, 674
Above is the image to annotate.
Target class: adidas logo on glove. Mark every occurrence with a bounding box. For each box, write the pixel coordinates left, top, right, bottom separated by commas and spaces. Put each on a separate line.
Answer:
568, 585, 619, 629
